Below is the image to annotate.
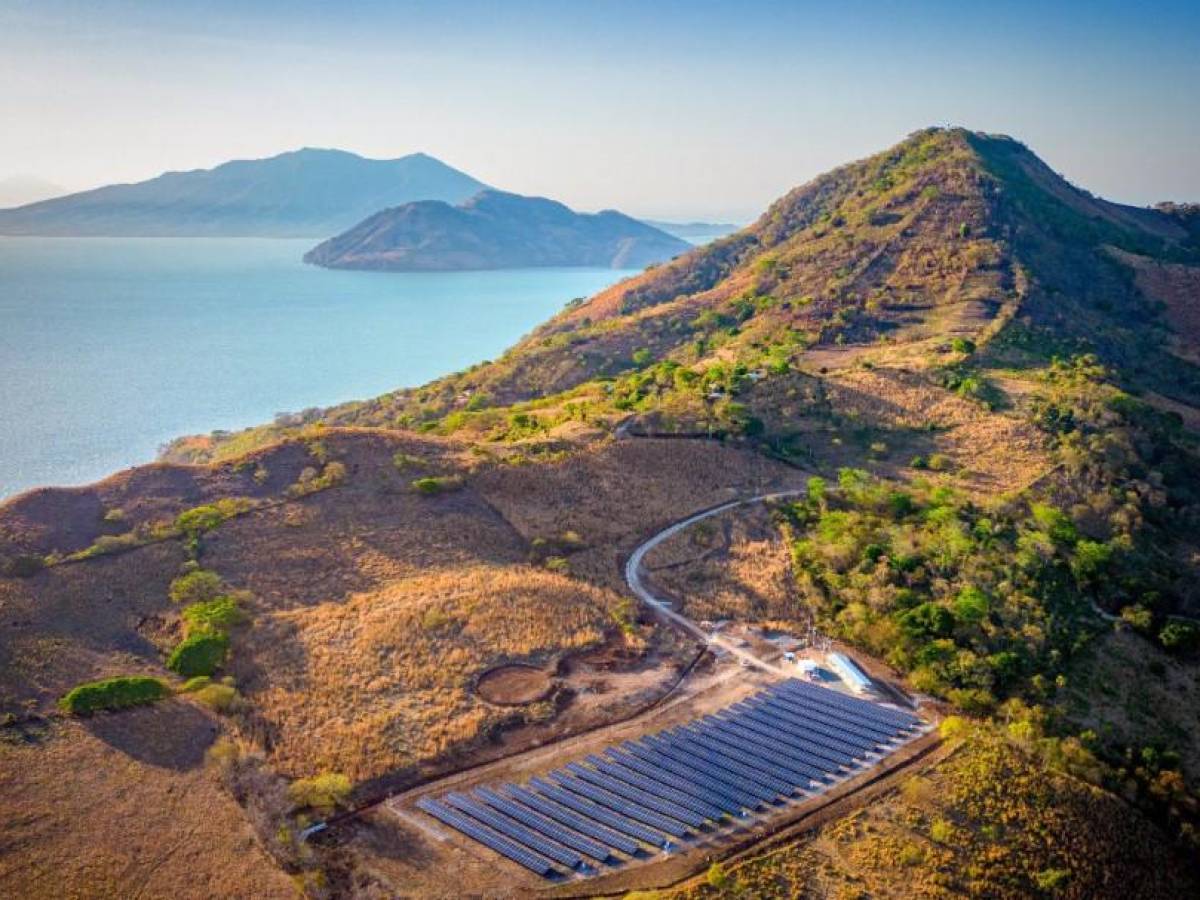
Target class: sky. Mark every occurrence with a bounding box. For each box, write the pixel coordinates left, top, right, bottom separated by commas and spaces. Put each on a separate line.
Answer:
1, 0, 1198, 221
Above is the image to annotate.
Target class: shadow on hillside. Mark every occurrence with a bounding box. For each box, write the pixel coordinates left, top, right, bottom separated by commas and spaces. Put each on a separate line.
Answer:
84, 700, 217, 771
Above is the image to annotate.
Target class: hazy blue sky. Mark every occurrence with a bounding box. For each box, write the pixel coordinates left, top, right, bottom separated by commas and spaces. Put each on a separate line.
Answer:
2, 0, 1197, 220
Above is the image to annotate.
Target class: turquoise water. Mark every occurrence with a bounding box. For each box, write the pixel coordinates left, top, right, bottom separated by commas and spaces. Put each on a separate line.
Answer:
0, 237, 633, 499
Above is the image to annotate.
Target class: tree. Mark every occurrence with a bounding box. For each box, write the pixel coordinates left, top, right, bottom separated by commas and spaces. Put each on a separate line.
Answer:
166, 632, 229, 677
1159, 620, 1199, 653
288, 773, 352, 812
953, 585, 989, 624
169, 568, 223, 605
706, 861, 729, 889
806, 476, 827, 511
897, 603, 955, 640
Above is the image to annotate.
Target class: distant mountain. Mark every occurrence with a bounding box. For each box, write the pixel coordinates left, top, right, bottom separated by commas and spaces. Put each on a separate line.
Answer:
303, 190, 692, 271
0, 175, 67, 209
643, 219, 740, 243
0, 149, 487, 237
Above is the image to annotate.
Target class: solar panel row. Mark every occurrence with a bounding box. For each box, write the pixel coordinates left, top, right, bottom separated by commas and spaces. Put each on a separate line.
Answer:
584, 755, 728, 821
529, 776, 671, 848
563, 762, 707, 828
473, 786, 612, 863
416, 797, 558, 877
733, 700, 866, 761
769, 686, 907, 738
767, 689, 900, 742
502, 784, 640, 856
625, 739, 765, 812
551, 772, 692, 837
417, 683, 923, 879
444, 792, 584, 870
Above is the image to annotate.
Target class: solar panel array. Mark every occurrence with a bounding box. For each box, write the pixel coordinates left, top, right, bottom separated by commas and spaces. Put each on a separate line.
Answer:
415, 679, 922, 879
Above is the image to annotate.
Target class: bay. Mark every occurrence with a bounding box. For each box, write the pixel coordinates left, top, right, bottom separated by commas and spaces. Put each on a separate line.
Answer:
0, 237, 633, 499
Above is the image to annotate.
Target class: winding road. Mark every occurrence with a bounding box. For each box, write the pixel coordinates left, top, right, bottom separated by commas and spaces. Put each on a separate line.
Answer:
624, 490, 806, 677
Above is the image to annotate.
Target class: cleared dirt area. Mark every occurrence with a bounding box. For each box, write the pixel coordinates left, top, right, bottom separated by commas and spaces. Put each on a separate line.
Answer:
477, 663, 557, 705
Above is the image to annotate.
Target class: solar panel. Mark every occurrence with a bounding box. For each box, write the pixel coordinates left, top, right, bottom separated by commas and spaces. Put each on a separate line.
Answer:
764, 689, 904, 742
563, 762, 708, 828
723, 704, 859, 767
585, 755, 728, 821
549, 772, 691, 838
788, 679, 921, 728
643, 734, 781, 804
622, 739, 768, 811
607, 746, 755, 814
738, 699, 873, 757
658, 729, 795, 797
776, 680, 919, 729
749, 697, 880, 754
473, 787, 612, 863
416, 797, 558, 877
443, 792, 584, 870
685, 720, 825, 785
712, 714, 848, 775
528, 777, 670, 848
750, 697, 881, 755
502, 784, 640, 856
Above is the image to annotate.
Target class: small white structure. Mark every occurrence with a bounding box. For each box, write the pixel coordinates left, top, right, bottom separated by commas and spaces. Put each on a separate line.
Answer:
827, 651, 873, 694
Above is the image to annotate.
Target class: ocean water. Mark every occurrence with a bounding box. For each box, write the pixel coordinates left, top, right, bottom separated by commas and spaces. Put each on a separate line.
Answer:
0, 237, 634, 499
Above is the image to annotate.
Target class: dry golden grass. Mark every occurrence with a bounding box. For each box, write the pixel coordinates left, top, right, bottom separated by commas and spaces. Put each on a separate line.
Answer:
241, 564, 622, 780
0, 711, 294, 900
644, 503, 804, 623
824, 366, 1051, 492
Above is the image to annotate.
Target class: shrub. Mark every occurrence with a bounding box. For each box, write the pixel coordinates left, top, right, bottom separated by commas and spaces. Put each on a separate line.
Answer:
287, 461, 348, 498
706, 861, 729, 888
191, 682, 240, 712
102, 508, 126, 524
288, 772, 352, 812
180, 675, 212, 692
412, 475, 464, 495
3, 554, 46, 577
59, 676, 168, 715
176, 504, 226, 537
166, 632, 229, 677
897, 603, 955, 640
182, 594, 244, 635
169, 569, 223, 605
1159, 620, 1199, 653
1035, 868, 1072, 891
953, 585, 989, 623
950, 337, 976, 354
929, 818, 955, 843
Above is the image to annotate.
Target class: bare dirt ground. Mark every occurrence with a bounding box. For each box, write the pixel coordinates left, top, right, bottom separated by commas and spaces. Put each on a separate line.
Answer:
477, 664, 557, 705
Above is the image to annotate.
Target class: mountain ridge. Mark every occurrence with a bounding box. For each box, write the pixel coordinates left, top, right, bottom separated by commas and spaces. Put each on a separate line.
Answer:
0, 148, 487, 237
303, 188, 691, 271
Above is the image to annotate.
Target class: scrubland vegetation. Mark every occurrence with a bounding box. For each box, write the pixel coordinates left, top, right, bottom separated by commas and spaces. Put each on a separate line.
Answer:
670, 725, 1196, 899
58, 675, 169, 715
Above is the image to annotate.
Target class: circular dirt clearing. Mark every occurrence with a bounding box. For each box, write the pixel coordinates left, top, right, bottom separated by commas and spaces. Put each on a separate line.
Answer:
476, 664, 555, 705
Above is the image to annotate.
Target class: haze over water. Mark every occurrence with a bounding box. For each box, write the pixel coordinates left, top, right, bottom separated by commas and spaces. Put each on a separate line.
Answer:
0, 237, 633, 499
